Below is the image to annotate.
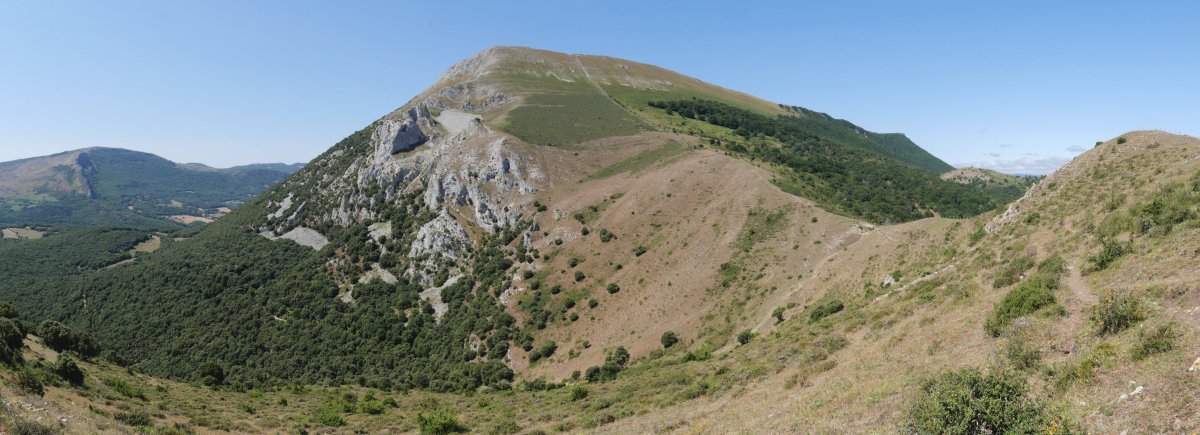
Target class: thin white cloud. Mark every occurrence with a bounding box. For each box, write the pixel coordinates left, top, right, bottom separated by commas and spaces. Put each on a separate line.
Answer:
1065, 145, 1086, 152
956, 156, 1070, 175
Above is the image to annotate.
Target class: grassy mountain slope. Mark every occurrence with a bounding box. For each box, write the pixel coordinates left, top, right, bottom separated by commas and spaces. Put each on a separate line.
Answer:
943, 166, 1042, 202
0, 46, 1011, 390
2, 131, 1193, 434
0, 148, 300, 228
1, 46, 1121, 433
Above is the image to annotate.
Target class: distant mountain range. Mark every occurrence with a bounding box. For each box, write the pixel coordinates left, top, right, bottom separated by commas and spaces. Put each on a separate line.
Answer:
0, 147, 303, 228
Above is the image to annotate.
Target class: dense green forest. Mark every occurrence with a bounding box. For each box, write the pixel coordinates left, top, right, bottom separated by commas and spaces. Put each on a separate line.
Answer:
3, 173, 521, 392
650, 99, 1012, 223
0, 228, 151, 282
774, 104, 953, 173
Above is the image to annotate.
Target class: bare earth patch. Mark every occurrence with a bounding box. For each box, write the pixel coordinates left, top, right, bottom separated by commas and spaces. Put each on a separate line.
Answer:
168, 215, 213, 224
1, 227, 44, 239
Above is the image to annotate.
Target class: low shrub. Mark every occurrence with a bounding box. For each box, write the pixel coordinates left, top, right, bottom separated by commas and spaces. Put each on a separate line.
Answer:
17, 368, 45, 396
417, 409, 468, 434
103, 377, 146, 400
1036, 255, 1066, 276
736, 330, 755, 345
1085, 238, 1129, 273
993, 256, 1035, 289
985, 274, 1058, 337
809, 299, 845, 323
1047, 342, 1115, 390
54, 355, 85, 386
660, 331, 679, 349
907, 369, 1057, 434
1132, 323, 1180, 360
114, 410, 152, 427
311, 400, 347, 427
359, 400, 385, 415
0, 318, 24, 349
569, 385, 589, 401
1004, 337, 1042, 372
528, 341, 557, 363
38, 320, 100, 358
1091, 292, 1144, 335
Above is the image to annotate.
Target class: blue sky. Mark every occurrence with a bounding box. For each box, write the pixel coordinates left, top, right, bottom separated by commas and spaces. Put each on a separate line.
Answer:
2, 1, 1197, 173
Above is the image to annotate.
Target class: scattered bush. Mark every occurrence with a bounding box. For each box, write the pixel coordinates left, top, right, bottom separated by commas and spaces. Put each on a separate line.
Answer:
569, 385, 589, 401
660, 331, 679, 349
772, 306, 786, 323
1047, 343, 1115, 390
417, 409, 468, 434
17, 368, 45, 396
633, 245, 648, 256
490, 419, 522, 434
580, 227, 590, 236
1036, 255, 1066, 276
311, 400, 347, 427
1085, 238, 1129, 273
599, 229, 615, 243
528, 341, 557, 363
54, 355, 85, 386
114, 410, 152, 427
809, 299, 845, 323
993, 256, 1035, 289
1132, 323, 1180, 360
38, 320, 100, 358
968, 224, 987, 246
8, 418, 57, 435
606, 283, 620, 294
588, 299, 598, 309
985, 274, 1058, 337
102, 377, 146, 400
1117, 137, 1127, 144
0, 317, 24, 351
197, 362, 226, 386
359, 400, 385, 415
574, 271, 586, 282
736, 330, 755, 345
1003, 338, 1042, 372
907, 369, 1056, 434
1091, 292, 1144, 335
585, 347, 629, 383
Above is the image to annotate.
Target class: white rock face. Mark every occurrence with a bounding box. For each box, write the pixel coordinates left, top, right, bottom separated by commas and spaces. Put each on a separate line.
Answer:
406, 211, 470, 286
420, 275, 459, 320
435, 109, 479, 136
275, 227, 329, 250
368, 221, 392, 241
268, 193, 294, 219
358, 264, 398, 285
370, 107, 430, 155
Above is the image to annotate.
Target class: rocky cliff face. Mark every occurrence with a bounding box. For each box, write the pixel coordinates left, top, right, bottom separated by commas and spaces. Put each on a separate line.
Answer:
255, 50, 554, 304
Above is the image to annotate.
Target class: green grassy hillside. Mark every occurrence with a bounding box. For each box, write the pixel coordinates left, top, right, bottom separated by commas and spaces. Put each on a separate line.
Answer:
0, 148, 300, 228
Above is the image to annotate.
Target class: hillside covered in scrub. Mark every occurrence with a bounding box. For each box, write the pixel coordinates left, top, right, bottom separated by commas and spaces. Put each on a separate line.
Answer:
0, 147, 301, 228
2, 47, 1196, 434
